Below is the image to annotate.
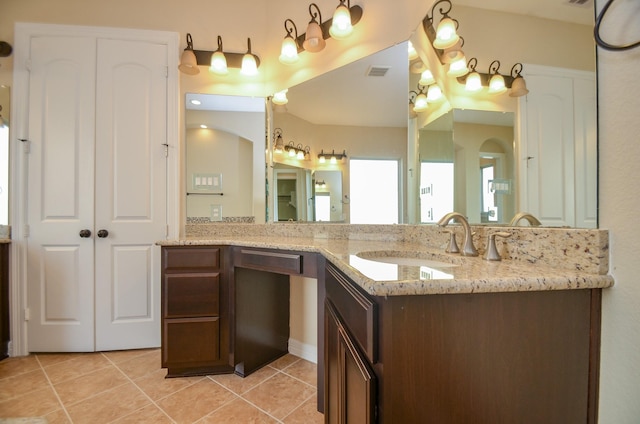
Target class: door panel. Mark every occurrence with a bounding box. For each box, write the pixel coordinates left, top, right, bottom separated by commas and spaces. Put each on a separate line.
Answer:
94, 38, 167, 351
26, 36, 96, 352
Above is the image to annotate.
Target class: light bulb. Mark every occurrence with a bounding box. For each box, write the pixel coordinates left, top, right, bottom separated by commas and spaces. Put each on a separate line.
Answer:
241, 54, 258, 76
448, 56, 469, 77
419, 70, 435, 86
209, 51, 228, 75
465, 72, 482, 92
279, 36, 299, 64
489, 74, 507, 94
330, 3, 353, 39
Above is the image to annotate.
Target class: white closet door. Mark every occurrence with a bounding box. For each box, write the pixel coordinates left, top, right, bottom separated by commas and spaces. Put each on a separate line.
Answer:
94, 38, 167, 351
26, 36, 97, 351
521, 73, 575, 227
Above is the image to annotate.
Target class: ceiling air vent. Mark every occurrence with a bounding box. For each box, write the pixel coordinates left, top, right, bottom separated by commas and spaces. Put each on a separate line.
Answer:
366, 66, 391, 77
565, 0, 592, 7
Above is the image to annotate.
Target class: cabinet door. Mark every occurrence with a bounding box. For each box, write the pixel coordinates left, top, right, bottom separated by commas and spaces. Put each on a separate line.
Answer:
325, 300, 376, 424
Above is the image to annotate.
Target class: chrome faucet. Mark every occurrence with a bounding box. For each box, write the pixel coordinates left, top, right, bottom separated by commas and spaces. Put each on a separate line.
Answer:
509, 212, 542, 226
437, 212, 478, 257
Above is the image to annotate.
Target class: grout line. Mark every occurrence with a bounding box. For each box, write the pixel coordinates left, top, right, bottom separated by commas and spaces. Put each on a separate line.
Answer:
34, 354, 74, 423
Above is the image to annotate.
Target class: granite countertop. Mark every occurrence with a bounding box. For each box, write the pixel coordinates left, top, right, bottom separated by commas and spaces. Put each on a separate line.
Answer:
159, 235, 614, 297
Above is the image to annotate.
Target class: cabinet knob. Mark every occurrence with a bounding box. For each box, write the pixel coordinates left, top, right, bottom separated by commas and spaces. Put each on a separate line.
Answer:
97, 229, 109, 238
79, 229, 91, 238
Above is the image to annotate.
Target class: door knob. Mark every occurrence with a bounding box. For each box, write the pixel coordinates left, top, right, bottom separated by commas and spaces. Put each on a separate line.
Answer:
79, 229, 92, 238
97, 229, 109, 238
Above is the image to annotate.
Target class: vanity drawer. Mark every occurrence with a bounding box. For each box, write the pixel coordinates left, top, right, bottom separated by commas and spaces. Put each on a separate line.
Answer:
162, 246, 220, 272
233, 247, 318, 277
325, 261, 377, 363
163, 273, 220, 318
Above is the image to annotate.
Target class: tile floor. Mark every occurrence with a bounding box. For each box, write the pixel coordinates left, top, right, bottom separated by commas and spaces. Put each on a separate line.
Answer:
0, 349, 324, 423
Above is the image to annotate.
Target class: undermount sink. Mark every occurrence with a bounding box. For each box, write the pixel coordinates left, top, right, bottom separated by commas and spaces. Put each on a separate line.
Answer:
355, 251, 460, 269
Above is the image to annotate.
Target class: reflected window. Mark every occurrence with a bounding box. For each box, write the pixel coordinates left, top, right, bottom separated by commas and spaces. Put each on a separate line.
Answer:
481, 164, 497, 222
0, 124, 7, 225
350, 159, 399, 224
315, 193, 331, 221
420, 162, 454, 223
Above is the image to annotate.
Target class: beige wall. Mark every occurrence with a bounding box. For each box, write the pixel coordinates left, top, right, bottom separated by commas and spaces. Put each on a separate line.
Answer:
596, 0, 640, 421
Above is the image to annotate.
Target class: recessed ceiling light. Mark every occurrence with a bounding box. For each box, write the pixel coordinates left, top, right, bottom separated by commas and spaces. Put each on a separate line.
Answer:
200, 124, 208, 129
190, 99, 202, 105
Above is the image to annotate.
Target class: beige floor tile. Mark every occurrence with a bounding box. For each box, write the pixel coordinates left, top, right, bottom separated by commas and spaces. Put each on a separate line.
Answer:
243, 372, 317, 421
102, 348, 158, 364
43, 408, 73, 424
210, 365, 277, 395
282, 359, 317, 387
43, 353, 111, 385
115, 349, 162, 380
36, 352, 88, 368
283, 396, 324, 424
156, 378, 236, 423
53, 365, 129, 406
0, 356, 40, 380
112, 404, 174, 424
0, 369, 49, 401
134, 368, 204, 401
0, 386, 62, 418
267, 354, 300, 371
65, 382, 151, 424
200, 398, 278, 423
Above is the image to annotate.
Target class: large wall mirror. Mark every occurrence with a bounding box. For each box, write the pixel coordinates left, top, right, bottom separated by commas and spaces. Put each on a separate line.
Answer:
184, 1, 597, 229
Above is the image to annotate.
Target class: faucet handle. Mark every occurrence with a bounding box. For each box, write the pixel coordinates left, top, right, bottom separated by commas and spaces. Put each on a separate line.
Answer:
483, 231, 512, 261
444, 229, 460, 254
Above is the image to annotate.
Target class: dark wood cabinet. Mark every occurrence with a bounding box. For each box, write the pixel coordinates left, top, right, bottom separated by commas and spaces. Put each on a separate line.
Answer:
0, 243, 9, 361
161, 246, 233, 377
322, 260, 602, 424
325, 298, 377, 424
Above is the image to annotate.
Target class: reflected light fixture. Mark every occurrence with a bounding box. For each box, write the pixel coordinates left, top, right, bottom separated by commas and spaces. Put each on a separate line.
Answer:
273, 128, 285, 153
448, 54, 469, 77
464, 58, 482, 92
412, 85, 429, 113
303, 3, 327, 52
318, 149, 347, 164
280, 19, 300, 64
408, 41, 419, 61
240, 38, 259, 76
272, 89, 289, 105
178, 33, 199, 75
427, 84, 443, 102
408, 92, 419, 118
442, 37, 464, 63
419, 69, 435, 86
210, 36, 228, 75
178, 34, 261, 76
488, 60, 507, 95
329, 0, 354, 39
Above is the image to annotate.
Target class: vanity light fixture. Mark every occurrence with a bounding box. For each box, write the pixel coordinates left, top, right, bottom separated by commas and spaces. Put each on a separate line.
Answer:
315, 180, 327, 189
280, 19, 300, 64
285, 141, 310, 160
304, 4, 326, 52
210, 36, 228, 75
407, 40, 419, 61
509, 63, 529, 97
411, 84, 429, 113
272, 89, 289, 105
426, 84, 443, 102
273, 128, 285, 153
318, 149, 347, 164
329, 0, 354, 39
178, 33, 261, 76
279, 1, 363, 64
178, 33, 199, 75
240, 38, 259, 76
423, 0, 460, 51
464, 58, 482, 92
488, 60, 507, 95
408, 92, 419, 118
456, 59, 529, 97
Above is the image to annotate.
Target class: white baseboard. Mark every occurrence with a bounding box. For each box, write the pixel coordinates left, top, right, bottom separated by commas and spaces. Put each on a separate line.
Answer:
288, 338, 317, 364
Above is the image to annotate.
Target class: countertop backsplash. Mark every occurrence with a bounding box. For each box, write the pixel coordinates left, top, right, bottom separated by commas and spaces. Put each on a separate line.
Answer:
184, 223, 609, 275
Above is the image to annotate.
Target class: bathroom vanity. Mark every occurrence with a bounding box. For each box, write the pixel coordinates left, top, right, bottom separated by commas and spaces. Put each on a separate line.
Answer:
160, 223, 612, 423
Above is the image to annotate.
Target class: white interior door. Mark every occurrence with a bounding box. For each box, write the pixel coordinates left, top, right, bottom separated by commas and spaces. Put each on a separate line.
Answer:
25, 31, 169, 352
26, 36, 97, 352
94, 38, 167, 351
